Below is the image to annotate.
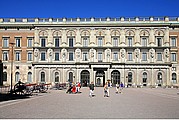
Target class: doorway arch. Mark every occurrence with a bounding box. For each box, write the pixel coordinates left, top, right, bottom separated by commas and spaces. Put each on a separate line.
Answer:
95, 70, 105, 86
111, 70, 120, 86
80, 70, 90, 87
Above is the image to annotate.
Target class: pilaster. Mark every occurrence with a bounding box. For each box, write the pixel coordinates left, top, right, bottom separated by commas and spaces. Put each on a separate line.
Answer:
76, 28, 81, 47
61, 28, 67, 47
34, 28, 39, 47
90, 28, 95, 46
149, 28, 155, 46
164, 27, 169, 46
105, 28, 111, 47
135, 28, 140, 46
120, 28, 125, 46
47, 28, 53, 47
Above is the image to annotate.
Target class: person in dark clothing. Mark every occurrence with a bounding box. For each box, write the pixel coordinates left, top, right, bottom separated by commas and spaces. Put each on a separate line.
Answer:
89, 81, 95, 97
66, 82, 73, 93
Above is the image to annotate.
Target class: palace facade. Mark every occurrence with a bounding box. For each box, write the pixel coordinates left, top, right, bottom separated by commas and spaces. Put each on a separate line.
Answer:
0, 17, 179, 87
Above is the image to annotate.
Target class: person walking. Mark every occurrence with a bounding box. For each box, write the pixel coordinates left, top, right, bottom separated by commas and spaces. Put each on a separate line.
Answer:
104, 82, 109, 97
116, 83, 120, 94
89, 81, 94, 97
120, 82, 124, 94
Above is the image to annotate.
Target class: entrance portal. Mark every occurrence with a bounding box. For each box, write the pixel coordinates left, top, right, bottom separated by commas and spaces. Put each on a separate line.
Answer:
95, 70, 105, 87
80, 70, 90, 87
111, 70, 120, 86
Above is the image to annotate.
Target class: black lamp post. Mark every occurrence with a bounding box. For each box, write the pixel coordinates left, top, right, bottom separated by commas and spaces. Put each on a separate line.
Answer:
10, 42, 15, 94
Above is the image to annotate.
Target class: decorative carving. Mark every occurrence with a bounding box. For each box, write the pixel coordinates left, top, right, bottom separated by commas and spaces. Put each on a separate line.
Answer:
149, 48, 155, 58
106, 49, 110, 58
34, 48, 39, 57
48, 48, 53, 57
135, 48, 140, 58
120, 49, 125, 58
164, 48, 170, 58
62, 49, 67, 58
90, 49, 94, 58
75, 49, 81, 58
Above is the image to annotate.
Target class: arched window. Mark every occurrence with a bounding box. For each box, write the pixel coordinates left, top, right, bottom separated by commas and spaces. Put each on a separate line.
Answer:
3, 72, 7, 81
41, 72, 45, 82
80, 70, 90, 87
15, 72, 20, 82
69, 72, 73, 83
128, 72, 132, 83
172, 73, 177, 84
27, 72, 32, 83
111, 70, 120, 85
55, 72, 59, 82
143, 72, 147, 83
157, 72, 162, 83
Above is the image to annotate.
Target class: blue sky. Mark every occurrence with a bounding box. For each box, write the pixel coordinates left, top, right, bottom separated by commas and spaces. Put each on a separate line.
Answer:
0, 0, 179, 18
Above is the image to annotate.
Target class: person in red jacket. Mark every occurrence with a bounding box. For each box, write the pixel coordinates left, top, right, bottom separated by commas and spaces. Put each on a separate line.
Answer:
71, 83, 76, 94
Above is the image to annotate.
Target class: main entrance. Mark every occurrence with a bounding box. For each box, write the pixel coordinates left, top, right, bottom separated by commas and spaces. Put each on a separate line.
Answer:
111, 70, 120, 86
95, 70, 105, 87
80, 70, 90, 87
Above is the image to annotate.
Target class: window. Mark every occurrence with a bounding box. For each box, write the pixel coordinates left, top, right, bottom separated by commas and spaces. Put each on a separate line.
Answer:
157, 72, 162, 84
113, 52, 118, 61
83, 52, 88, 61
69, 38, 73, 47
27, 38, 33, 47
28, 52, 32, 61
128, 37, 133, 47
141, 37, 147, 46
27, 72, 32, 83
143, 72, 147, 83
55, 38, 60, 47
16, 38, 21, 47
3, 72, 7, 81
3, 51, 8, 61
128, 72, 132, 83
172, 73, 177, 84
83, 37, 88, 47
15, 52, 20, 61
55, 72, 59, 82
3, 38, 9, 47
142, 52, 147, 61
98, 37, 103, 47
113, 37, 118, 47
41, 38, 46, 47
157, 38, 162, 47
41, 72, 45, 82
171, 53, 176, 62
128, 52, 133, 61
55, 52, 60, 61
69, 52, 74, 61
15, 72, 20, 82
157, 53, 162, 61
171, 37, 176, 47
41, 52, 46, 61
98, 52, 102, 62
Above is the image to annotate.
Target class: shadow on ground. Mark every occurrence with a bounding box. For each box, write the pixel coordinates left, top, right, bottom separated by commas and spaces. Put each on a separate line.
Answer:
0, 93, 31, 102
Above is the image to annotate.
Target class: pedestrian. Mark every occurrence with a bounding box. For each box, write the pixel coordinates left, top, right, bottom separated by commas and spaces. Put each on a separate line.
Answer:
89, 81, 95, 97
116, 83, 119, 93
71, 83, 76, 94
120, 82, 124, 93
77, 82, 81, 93
104, 82, 109, 97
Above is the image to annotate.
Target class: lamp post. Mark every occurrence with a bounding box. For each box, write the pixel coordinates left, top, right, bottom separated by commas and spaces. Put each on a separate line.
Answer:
10, 42, 15, 94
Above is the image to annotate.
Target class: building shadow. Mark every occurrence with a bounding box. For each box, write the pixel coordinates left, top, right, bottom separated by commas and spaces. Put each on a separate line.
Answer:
0, 93, 31, 102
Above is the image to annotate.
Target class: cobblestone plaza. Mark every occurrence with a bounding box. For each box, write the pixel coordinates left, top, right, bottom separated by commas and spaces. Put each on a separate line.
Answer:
0, 87, 179, 119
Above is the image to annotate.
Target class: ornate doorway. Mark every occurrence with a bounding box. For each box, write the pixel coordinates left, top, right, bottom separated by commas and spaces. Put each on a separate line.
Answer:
80, 70, 90, 87
111, 70, 120, 86
95, 70, 105, 87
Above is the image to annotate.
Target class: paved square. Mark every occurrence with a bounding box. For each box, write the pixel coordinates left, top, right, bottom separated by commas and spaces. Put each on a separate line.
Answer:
0, 87, 179, 119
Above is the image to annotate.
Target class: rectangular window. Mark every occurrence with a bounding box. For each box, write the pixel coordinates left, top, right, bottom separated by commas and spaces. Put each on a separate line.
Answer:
41, 52, 46, 61
3, 51, 8, 61
142, 52, 147, 61
69, 38, 73, 47
113, 52, 118, 61
128, 37, 133, 47
41, 38, 46, 47
15, 38, 21, 47
69, 52, 74, 61
83, 52, 88, 61
157, 53, 162, 61
3, 38, 9, 47
113, 37, 118, 47
55, 38, 60, 47
157, 38, 162, 47
141, 37, 147, 46
98, 37, 103, 47
98, 52, 102, 62
27, 38, 33, 47
83, 37, 88, 47
128, 52, 133, 61
55, 52, 60, 61
15, 52, 20, 61
171, 37, 176, 47
28, 52, 32, 61
171, 53, 176, 61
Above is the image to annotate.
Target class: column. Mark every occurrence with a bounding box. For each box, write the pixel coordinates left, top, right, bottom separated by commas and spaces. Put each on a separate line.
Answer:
164, 27, 169, 46
47, 28, 53, 47
136, 68, 138, 86
107, 67, 110, 80
105, 28, 111, 47
34, 28, 39, 47
34, 67, 37, 83
149, 28, 155, 46
135, 28, 140, 46
151, 68, 154, 86
75, 28, 81, 47
48, 67, 51, 83
90, 67, 93, 84
61, 28, 67, 47
76, 66, 79, 82
90, 28, 95, 46
120, 28, 125, 46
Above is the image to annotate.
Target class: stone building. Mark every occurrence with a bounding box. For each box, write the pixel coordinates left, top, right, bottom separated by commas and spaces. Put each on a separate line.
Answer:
0, 17, 179, 87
